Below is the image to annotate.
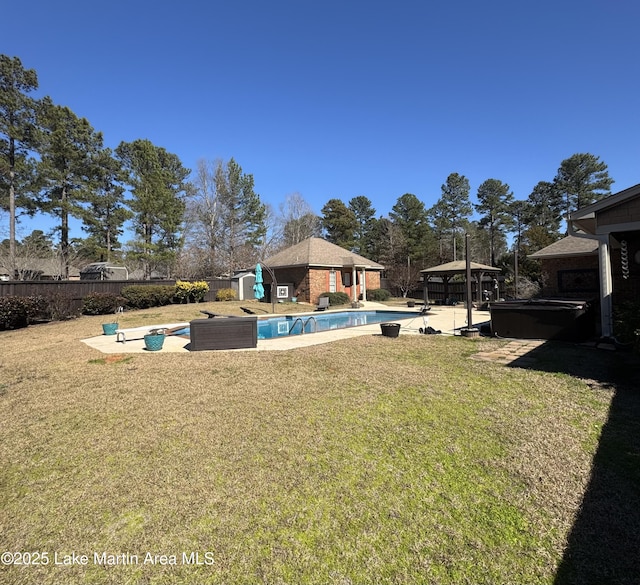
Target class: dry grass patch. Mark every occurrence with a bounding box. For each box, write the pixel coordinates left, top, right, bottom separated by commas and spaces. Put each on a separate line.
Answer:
0, 310, 638, 584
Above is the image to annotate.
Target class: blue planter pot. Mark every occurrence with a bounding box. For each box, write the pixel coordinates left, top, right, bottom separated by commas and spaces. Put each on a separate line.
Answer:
144, 333, 165, 351
102, 323, 118, 335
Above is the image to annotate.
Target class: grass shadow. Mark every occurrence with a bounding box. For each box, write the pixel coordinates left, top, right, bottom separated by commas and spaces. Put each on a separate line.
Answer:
508, 343, 640, 585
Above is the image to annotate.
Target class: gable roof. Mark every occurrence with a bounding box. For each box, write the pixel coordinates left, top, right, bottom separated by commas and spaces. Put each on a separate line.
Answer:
570, 183, 640, 235
263, 238, 383, 269
528, 235, 598, 259
0, 258, 81, 279
421, 260, 500, 275
571, 183, 640, 219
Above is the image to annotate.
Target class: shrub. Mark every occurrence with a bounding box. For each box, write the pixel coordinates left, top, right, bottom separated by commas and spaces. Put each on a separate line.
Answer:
0, 296, 47, 330
82, 292, 125, 315
121, 285, 175, 309
175, 280, 210, 303
40, 291, 81, 321
320, 291, 350, 306
216, 288, 237, 301
367, 288, 391, 302
190, 281, 209, 302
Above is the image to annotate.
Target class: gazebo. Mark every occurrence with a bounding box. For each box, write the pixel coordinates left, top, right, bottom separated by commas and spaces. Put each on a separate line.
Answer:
421, 260, 501, 304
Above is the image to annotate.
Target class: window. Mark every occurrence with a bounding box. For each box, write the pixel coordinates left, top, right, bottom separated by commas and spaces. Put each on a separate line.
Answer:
329, 270, 336, 293
557, 269, 598, 293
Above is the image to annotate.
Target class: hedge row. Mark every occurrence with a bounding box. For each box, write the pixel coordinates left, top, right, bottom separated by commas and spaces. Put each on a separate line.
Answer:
319, 291, 351, 306
318, 289, 390, 305
366, 288, 391, 302
1, 281, 214, 330
0, 296, 47, 330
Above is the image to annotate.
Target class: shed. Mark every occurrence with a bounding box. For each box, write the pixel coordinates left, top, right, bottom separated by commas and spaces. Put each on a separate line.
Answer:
231, 270, 256, 301
80, 262, 129, 281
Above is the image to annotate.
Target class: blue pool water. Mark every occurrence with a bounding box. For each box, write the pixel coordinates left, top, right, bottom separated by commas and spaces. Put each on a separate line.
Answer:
169, 310, 417, 340
256, 310, 416, 340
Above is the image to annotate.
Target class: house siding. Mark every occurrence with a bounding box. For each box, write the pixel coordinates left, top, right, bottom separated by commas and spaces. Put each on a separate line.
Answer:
598, 198, 640, 227
539, 255, 599, 298
537, 235, 640, 305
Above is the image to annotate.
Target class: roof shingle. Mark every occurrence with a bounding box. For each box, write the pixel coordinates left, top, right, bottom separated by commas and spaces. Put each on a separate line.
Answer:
263, 238, 383, 269
528, 236, 598, 259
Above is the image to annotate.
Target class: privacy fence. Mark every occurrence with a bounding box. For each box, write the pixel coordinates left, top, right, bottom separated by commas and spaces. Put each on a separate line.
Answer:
2, 278, 493, 306
0, 279, 233, 310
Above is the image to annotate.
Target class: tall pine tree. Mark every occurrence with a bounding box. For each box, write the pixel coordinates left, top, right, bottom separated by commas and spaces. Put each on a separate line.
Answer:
80, 147, 131, 261
0, 55, 39, 278
214, 157, 266, 274
436, 173, 472, 261
321, 198, 357, 250
554, 153, 614, 223
474, 178, 513, 266
116, 139, 190, 279
37, 98, 104, 278
348, 195, 376, 257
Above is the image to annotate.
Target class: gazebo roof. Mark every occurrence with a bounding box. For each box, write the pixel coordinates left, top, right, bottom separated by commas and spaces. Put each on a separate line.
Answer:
420, 260, 501, 277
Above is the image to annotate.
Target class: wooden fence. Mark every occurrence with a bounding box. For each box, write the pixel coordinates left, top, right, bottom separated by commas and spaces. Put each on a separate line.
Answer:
0, 279, 233, 309
2, 277, 497, 306
383, 280, 500, 303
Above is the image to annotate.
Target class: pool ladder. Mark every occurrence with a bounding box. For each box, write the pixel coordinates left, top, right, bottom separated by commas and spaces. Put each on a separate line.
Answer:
288, 316, 317, 335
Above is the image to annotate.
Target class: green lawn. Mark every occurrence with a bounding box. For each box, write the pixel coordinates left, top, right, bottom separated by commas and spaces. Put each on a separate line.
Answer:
1, 302, 638, 584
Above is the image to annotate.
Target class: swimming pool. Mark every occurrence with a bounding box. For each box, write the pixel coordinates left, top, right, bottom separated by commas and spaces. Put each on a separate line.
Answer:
257, 310, 416, 340
169, 310, 418, 341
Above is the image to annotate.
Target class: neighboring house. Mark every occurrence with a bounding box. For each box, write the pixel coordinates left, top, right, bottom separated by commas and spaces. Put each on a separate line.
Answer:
530, 183, 640, 339
261, 237, 384, 304
0, 258, 81, 280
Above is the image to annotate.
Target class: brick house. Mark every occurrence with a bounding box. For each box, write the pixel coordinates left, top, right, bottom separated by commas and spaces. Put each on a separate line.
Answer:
261, 237, 384, 304
530, 183, 640, 338
528, 236, 599, 299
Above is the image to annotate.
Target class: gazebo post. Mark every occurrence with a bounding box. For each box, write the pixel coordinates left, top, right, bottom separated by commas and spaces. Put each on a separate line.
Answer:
460, 234, 480, 337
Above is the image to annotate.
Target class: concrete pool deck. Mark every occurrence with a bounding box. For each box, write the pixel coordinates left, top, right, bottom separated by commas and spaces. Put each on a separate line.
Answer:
81, 303, 491, 354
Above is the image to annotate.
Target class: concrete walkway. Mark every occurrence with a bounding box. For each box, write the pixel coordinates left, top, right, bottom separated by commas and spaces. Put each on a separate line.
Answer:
81, 303, 492, 354
471, 339, 546, 365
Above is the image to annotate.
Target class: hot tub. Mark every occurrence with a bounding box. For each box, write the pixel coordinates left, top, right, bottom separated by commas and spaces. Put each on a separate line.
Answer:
490, 299, 595, 341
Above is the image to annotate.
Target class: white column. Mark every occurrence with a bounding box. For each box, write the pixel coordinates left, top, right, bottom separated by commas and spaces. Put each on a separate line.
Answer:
361, 268, 367, 301
352, 265, 357, 302
598, 236, 613, 338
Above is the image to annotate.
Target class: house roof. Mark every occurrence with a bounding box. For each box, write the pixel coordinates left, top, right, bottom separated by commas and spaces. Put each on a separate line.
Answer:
571, 183, 640, 219
420, 260, 501, 276
528, 235, 598, 259
570, 183, 640, 235
263, 238, 384, 269
0, 258, 80, 278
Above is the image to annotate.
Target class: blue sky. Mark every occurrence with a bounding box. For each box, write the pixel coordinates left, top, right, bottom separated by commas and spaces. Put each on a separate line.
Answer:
3, 0, 640, 242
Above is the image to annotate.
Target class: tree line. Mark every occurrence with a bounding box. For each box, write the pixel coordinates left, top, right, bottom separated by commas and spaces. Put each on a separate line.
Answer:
310, 156, 613, 296
2, 54, 615, 294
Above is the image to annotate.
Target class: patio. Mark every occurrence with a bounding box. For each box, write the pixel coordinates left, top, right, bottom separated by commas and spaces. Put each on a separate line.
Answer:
81, 304, 492, 353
